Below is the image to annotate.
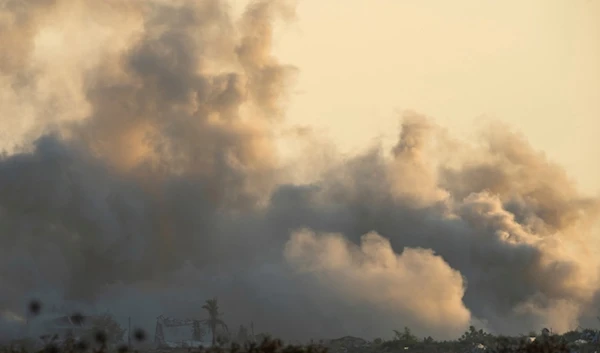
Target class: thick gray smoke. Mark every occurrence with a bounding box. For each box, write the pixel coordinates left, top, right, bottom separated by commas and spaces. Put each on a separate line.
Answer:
1, 0, 600, 343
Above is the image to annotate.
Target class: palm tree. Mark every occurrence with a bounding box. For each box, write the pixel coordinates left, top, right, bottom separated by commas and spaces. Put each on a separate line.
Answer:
202, 298, 229, 346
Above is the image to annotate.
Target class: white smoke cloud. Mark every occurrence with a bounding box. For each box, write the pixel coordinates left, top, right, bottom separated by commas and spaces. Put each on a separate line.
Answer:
284, 229, 471, 339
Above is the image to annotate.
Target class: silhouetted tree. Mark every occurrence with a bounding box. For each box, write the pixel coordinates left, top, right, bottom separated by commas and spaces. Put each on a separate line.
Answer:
393, 327, 419, 346
201, 298, 229, 346
459, 325, 494, 345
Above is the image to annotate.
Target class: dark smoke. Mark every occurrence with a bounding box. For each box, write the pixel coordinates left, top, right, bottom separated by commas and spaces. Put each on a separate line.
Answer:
1, 0, 599, 343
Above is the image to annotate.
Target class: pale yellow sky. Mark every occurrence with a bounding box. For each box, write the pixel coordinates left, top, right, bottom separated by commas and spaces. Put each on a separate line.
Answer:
249, 0, 600, 194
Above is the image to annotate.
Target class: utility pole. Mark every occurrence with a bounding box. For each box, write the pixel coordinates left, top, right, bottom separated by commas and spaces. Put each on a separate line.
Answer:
128, 317, 131, 347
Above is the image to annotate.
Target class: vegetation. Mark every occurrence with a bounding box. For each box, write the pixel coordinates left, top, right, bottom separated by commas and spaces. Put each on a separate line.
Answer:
202, 298, 229, 346
380, 327, 419, 350
82, 313, 126, 346
2, 300, 600, 353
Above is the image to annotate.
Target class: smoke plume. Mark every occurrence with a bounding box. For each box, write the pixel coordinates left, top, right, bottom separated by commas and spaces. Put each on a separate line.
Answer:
1, 0, 599, 343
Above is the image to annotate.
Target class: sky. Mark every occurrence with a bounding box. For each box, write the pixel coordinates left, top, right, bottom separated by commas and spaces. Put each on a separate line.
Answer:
261, 0, 600, 194
1, 0, 600, 343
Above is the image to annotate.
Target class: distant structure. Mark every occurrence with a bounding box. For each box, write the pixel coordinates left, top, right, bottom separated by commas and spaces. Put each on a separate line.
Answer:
326, 336, 369, 353
541, 328, 551, 337
26, 313, 99, 342
154, 315, 205, 348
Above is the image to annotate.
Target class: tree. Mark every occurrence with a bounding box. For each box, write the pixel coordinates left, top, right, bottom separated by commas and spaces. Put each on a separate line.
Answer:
82, 313, 126, 347
393, 327, 419, 345
201, 298, 229, 346
459, 325, 493, 345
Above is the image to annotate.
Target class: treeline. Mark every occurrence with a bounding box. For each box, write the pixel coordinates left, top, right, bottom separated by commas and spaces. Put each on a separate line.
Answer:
2, 301, 598, 353
366, 325, 588, 353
